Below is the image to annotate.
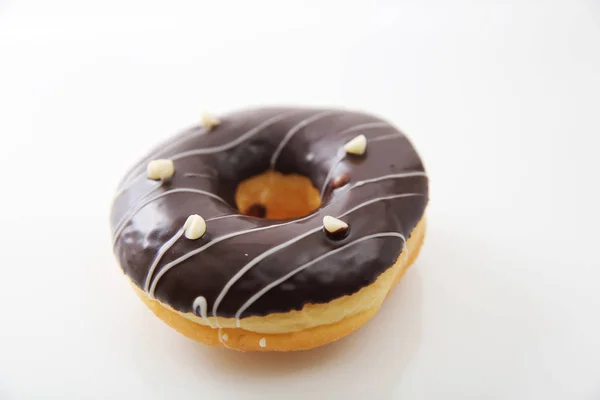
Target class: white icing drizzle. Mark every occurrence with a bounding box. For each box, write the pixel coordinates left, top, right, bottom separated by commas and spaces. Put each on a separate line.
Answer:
205, 214, 243, 223
218, 329, 232, 348
338, 192, 424, 217
147, 219, 317, 298
193, 296, 215, 328
371, 133, 404, 142
115, 117, 399, 243
234, 232, 406, 324
115, 111, 298, 198
334, 121, 391, 137
269, 110, 336, 168
167, 110, 299, 161
143, 227, 186, 294
119, 121, 390, 193
114, 180, 157, 201
116, 175, 145, 198
403, 238, 410, 263
111, 183, 162, 237
352, 171, 428, 188
187, 165, 219, 177
183, 172, 215, 179
112, 188, 229, 247
318, 122, 399, 197
319, 149, 346, 198
321, 168, 426, 200
259, 337, 267, 348
211, 192, 424, 319
212, 229, 322, 321
117, 127, 207, 192
147, 177, 426, 297
194, 298, 231, 348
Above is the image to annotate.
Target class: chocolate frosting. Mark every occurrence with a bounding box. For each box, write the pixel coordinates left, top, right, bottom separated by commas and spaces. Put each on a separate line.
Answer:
110, 107, 428, 319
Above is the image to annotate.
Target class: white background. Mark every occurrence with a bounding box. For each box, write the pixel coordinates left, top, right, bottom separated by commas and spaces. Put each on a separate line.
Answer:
1, 1, 600, 399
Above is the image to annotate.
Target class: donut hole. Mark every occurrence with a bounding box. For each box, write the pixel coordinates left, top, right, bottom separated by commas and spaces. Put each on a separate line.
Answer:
234, 170, 321, 220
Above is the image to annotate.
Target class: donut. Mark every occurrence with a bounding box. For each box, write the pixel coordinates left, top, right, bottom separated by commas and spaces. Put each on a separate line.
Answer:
110, 107, 429, 351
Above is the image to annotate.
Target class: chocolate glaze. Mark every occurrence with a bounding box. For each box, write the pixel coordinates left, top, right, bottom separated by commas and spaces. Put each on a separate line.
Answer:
110, 107, 428, 319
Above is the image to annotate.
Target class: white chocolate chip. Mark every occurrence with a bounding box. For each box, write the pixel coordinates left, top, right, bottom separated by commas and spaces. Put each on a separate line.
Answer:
147, 159, 175, 180
343, 134, 367, 155
184, 214, 207, 240
222, 333, 229, 341
259, 337, 267, 348
202, 112, 221, 129
323, 215, 349, 234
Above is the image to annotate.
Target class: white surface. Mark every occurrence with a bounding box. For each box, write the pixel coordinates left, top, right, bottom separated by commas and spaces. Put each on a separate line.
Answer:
1, 1, 600, 399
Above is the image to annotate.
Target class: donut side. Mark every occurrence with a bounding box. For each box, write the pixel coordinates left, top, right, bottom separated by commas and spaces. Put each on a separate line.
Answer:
130, 217, 426, 351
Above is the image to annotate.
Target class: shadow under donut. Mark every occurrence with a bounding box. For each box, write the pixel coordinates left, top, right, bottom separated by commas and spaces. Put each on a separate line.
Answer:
181, 267, 424, 399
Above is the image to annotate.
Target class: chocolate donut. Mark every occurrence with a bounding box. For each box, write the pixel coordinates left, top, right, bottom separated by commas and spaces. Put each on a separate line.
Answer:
110, 107, 429, 351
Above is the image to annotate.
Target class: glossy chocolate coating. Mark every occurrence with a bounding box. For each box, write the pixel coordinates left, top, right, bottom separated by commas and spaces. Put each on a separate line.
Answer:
110, 107, 428, 318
